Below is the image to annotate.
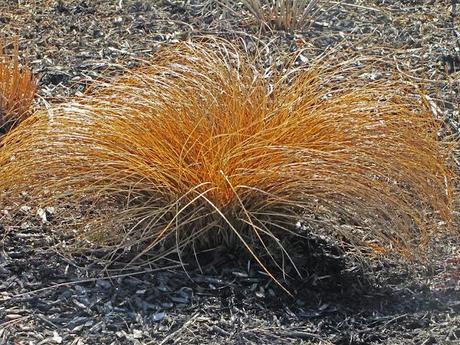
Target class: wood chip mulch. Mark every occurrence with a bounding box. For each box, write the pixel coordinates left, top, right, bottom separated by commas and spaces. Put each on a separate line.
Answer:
1, 1, 459, 344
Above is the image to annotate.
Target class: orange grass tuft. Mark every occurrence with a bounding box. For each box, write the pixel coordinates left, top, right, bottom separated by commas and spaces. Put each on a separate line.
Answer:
0, 41, 456, 280
0, 38, 37, 135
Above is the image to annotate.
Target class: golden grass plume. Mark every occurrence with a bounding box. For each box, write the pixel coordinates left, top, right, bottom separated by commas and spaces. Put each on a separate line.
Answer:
0, 41, 456, 278
0, 37, 37, 136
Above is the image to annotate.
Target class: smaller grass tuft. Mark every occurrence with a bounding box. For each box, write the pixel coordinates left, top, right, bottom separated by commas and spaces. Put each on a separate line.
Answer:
0, 37, 37, 136
241, 0, 322, 31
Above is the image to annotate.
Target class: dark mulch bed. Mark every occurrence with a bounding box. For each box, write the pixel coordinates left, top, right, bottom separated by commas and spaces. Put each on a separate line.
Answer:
1, 0, 459, 344
1, 214, 459, 344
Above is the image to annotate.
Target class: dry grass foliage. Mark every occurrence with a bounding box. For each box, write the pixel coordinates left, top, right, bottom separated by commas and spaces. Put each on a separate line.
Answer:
0, 41, 456, 282
0, 38, 36, 135
241, 0, 321, 31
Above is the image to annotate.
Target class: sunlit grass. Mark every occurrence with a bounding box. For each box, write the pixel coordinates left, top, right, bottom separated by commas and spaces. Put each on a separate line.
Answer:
0, 40, 456, 286
0, 37, 36, 135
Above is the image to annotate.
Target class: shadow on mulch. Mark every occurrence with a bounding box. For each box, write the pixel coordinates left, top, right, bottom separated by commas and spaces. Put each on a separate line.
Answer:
1, 217, 459, 344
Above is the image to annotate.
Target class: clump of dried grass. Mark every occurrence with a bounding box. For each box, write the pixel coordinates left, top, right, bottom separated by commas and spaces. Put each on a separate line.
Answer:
241, 0, 321, 31
0, 38, 37, 135
0, 41, 456, 282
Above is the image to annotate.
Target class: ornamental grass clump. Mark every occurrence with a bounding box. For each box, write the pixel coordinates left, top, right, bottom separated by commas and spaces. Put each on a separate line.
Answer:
0, 38, 36, 135
241, 0, 321, 31
0, 41, 456, 281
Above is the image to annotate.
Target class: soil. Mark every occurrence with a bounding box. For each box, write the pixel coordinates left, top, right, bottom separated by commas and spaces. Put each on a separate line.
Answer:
0, 0, 459, 344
